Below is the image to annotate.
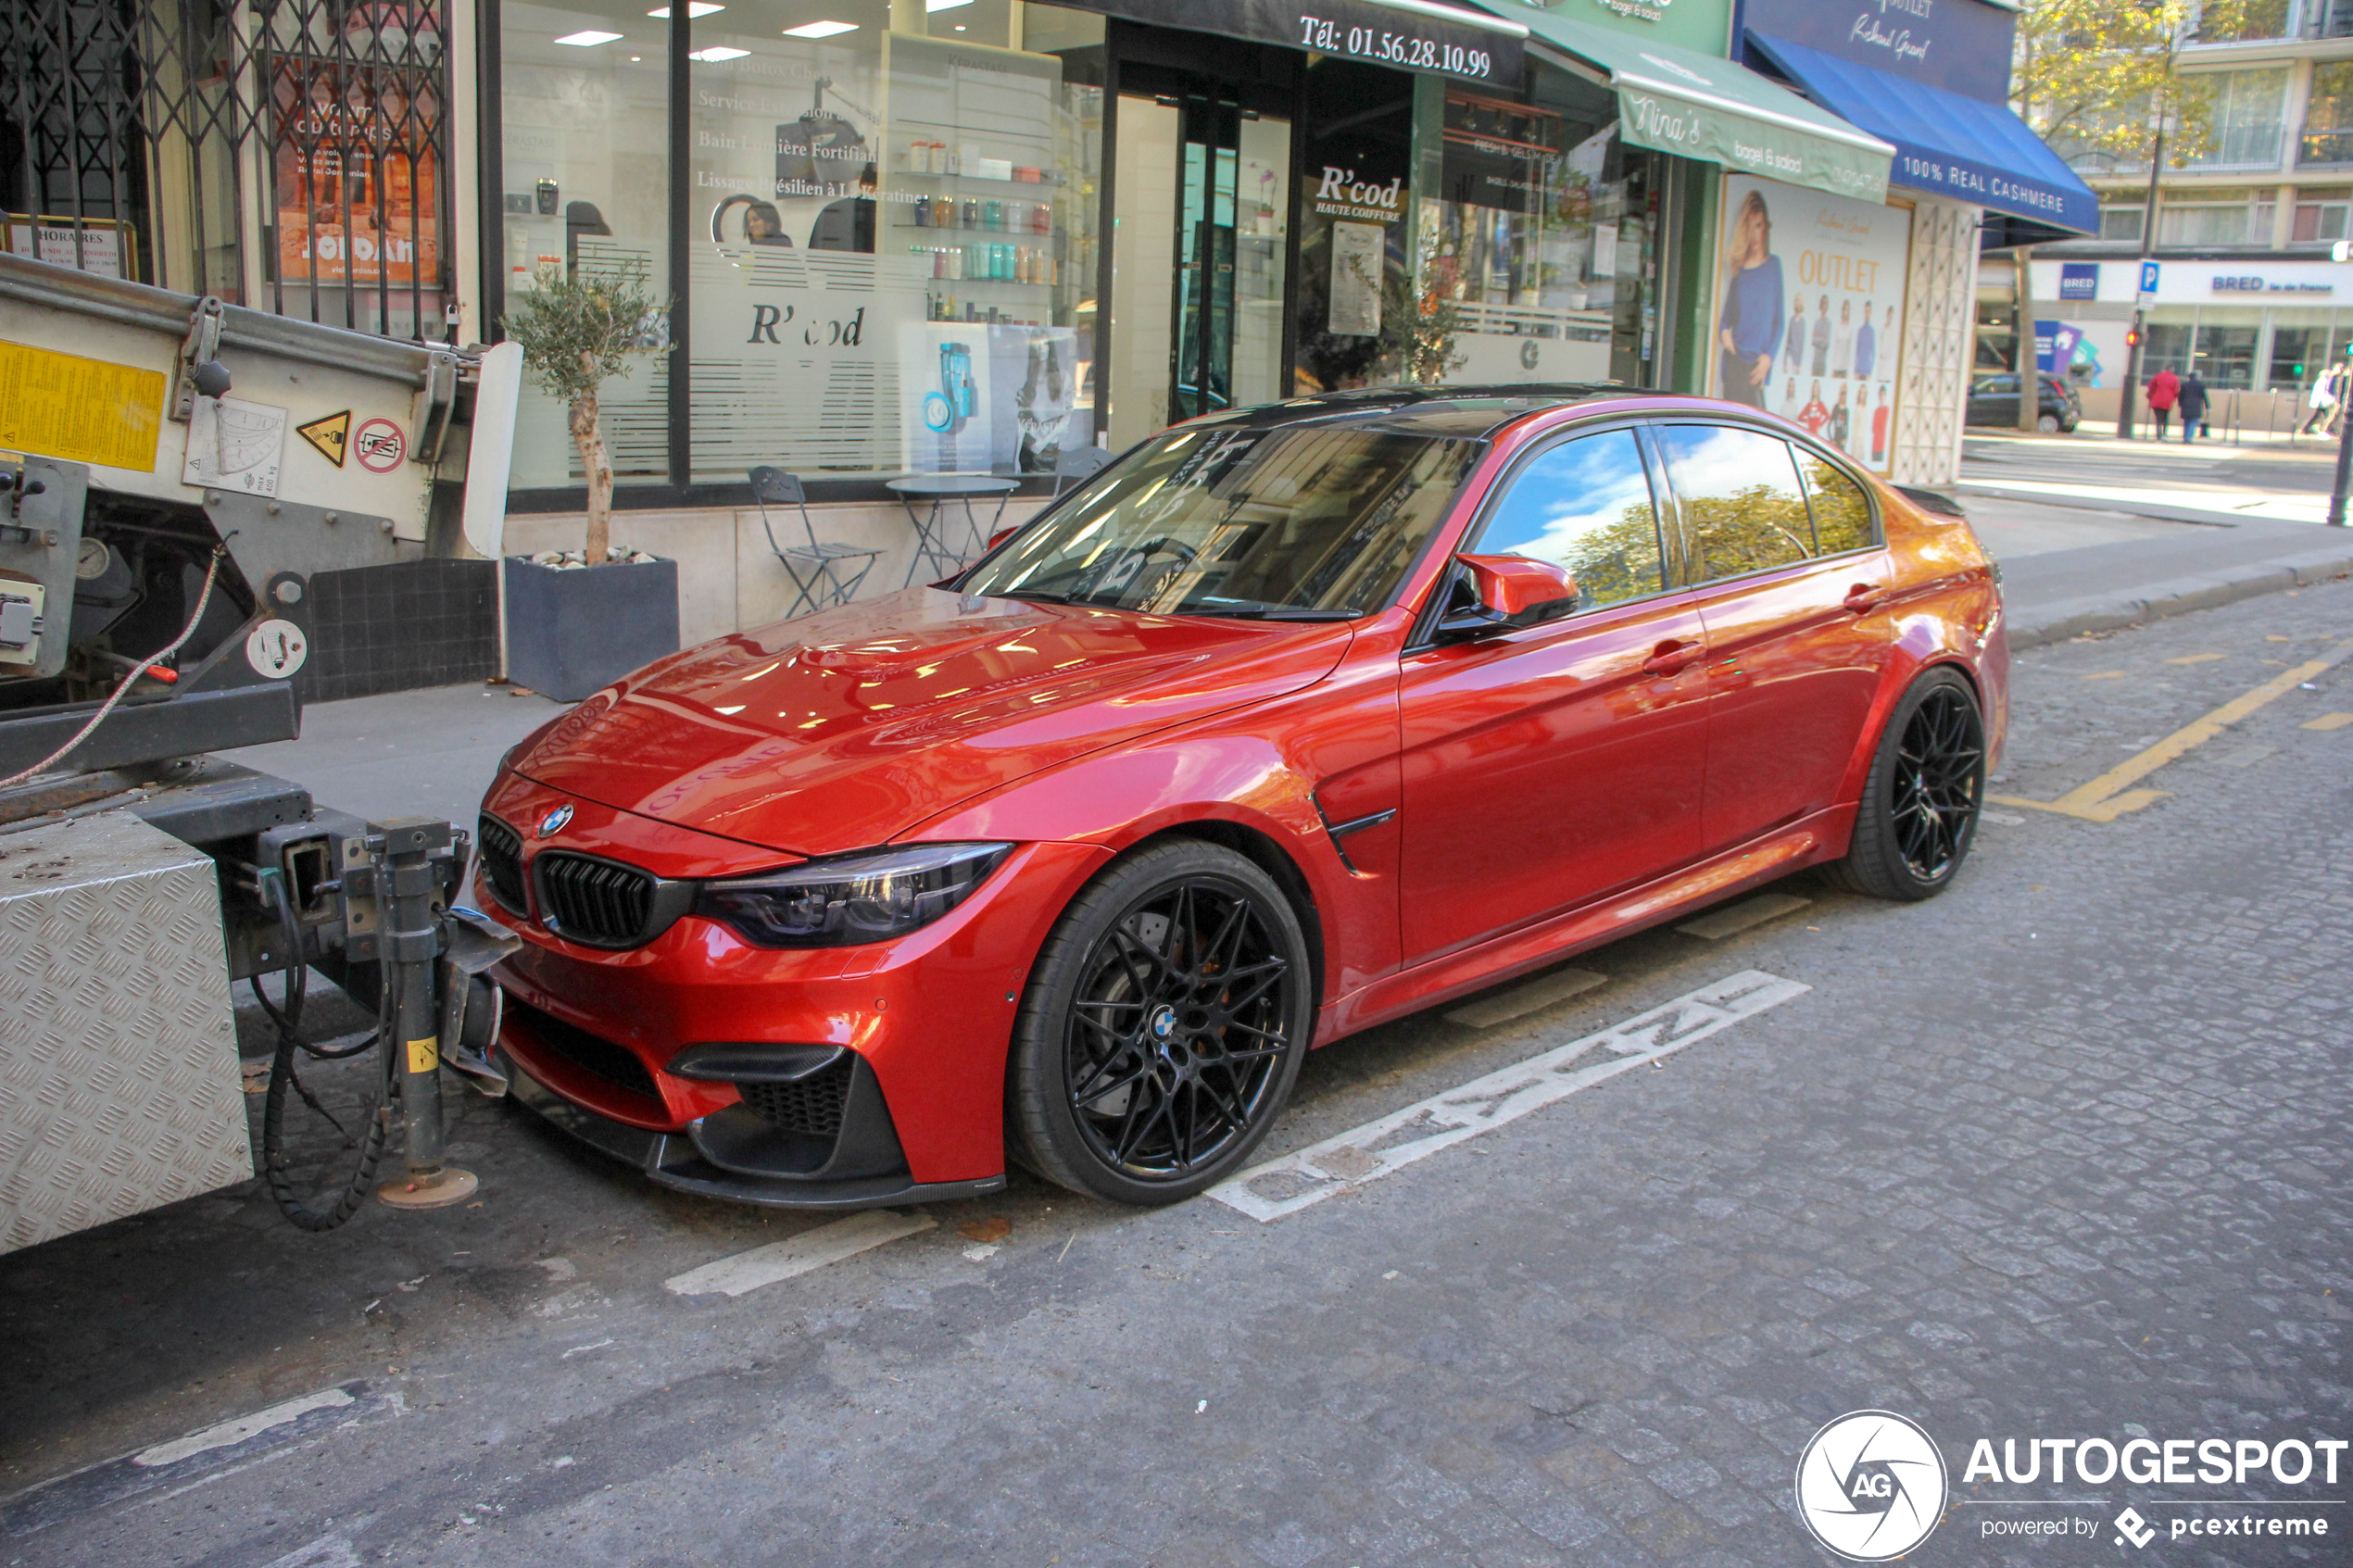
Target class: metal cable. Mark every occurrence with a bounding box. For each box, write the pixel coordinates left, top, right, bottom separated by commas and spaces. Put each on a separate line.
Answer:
0, 537, 233, 790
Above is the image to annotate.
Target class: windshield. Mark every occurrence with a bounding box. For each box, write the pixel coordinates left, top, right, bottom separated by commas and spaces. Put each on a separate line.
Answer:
963, 422, 1483, 619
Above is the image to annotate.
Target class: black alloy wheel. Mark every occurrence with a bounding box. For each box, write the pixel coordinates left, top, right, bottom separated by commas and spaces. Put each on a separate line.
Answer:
1824, 667, 1986, 901
1009, 840, 1311, 1204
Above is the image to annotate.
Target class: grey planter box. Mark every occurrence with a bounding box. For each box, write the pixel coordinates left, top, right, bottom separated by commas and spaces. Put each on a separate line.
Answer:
503, 555, 681, 703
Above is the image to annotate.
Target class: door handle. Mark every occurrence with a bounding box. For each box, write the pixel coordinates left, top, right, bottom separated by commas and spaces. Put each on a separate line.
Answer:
1842, 583, 1886, 614
1641, 638, 1699, 676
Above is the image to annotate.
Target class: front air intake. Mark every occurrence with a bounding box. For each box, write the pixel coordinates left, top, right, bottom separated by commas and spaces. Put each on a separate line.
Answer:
477, 814, 526, 915
535, 851, 657, 947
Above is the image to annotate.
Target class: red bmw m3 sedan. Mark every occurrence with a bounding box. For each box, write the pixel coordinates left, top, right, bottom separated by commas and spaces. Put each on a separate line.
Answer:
479, 385, 2006, 1210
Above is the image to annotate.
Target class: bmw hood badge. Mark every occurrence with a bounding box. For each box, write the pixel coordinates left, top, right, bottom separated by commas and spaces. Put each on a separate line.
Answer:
537, 803, 574, 838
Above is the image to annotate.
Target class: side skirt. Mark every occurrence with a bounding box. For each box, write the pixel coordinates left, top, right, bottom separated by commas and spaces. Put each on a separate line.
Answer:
1315, 805, 1855, 1044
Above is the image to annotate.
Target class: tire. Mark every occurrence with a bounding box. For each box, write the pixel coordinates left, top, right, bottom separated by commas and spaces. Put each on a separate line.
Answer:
2037, 412, 2061, 433
1007, 839, 1312, 1205
1823, 667, 1986, 901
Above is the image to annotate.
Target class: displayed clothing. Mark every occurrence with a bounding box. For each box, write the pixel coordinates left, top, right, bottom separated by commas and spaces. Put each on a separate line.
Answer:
1718, 254, 1783, 409
1799, 396, 1830, 434
1870, 402, 1890, 463
1784, 310, 1808, 369
1810, 313, 1831, 377
1832, 321, 1855, 377
1831, 400, 1850, 449
1855, 320, 1876, 380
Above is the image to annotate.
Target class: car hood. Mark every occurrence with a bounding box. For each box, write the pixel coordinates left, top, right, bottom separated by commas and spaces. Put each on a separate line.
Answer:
507, 587, 1353, 856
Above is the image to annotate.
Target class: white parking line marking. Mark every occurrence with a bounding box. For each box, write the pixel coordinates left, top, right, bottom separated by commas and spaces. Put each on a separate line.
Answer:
1209, 970, 1809, 1223
132, 1387, 355, 1470
663, 1210, 936, 1298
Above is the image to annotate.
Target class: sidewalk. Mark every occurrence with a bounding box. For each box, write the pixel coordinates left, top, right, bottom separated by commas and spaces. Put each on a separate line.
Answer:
1955, 431, 2353, 646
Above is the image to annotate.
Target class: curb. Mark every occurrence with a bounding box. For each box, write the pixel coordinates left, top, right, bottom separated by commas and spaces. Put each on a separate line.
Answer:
1957, 483, 2306, 530
2007, 546, 2353, 650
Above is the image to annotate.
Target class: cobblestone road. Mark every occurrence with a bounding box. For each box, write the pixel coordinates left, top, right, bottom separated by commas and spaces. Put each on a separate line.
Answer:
3, 584, 2349, 1567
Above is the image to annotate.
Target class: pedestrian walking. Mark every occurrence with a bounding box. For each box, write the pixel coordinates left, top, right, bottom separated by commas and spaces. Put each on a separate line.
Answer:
2145, 365, 2180, 440
2301, 362, 2340, 433
2176, 370, 2209, 443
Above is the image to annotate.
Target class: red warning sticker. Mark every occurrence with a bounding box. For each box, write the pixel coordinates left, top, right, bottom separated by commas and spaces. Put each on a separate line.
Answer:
353, 417, 407, 472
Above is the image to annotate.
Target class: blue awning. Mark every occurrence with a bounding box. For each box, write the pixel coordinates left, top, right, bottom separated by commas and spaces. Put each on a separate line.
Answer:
1746, 33, 2098, 237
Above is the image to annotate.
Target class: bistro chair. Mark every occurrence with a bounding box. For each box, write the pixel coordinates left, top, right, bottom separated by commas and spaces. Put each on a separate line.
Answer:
749, 466, 883, 617
1051, 444, 1114, 496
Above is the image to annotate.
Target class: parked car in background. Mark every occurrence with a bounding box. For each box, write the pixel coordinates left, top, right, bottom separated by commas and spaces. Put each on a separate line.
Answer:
478, 385, 2008, 1213
1967, 372, 2082, 433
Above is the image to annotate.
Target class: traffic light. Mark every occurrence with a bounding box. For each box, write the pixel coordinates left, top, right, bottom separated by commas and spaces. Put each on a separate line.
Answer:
2126, 328, 2141, 348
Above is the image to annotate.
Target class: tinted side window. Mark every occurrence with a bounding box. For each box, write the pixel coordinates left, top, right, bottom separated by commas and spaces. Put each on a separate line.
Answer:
1473, 430, 1664, 609
1655, 424, 1815, 583
1798, 452, 1875, 555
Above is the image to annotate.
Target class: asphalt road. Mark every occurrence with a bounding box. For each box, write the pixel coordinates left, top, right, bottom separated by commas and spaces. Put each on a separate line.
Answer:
6, 586, 2351, 1567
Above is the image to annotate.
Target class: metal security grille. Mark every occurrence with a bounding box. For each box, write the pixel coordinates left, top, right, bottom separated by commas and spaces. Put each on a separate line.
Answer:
0, 0, 453, 338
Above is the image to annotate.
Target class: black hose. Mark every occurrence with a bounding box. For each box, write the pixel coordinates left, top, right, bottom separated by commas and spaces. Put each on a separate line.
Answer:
257, 874, 393, 1231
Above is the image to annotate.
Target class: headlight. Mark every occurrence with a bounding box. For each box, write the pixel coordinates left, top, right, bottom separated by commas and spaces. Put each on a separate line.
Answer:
694, 842, 1013, 947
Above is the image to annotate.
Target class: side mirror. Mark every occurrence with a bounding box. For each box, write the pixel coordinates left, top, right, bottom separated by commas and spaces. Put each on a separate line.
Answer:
1435, 554, 1579, 643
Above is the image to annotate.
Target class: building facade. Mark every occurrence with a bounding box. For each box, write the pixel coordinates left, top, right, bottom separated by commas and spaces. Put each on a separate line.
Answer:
6, 0, 2057, 639
2011, 1, 2353, 429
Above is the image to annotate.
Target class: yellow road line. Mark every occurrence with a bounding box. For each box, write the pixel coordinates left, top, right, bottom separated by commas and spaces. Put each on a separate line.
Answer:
1991, 639, 2353, 822
2305, 711, 2353, 732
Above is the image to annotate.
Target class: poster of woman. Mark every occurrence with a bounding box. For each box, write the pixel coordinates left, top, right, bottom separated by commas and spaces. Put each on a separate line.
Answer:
1714, 189, 1782, 410
1711, 175, 1911, 476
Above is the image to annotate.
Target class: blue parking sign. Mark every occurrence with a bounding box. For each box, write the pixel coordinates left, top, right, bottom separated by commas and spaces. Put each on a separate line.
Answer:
2140, 259, 2161, 293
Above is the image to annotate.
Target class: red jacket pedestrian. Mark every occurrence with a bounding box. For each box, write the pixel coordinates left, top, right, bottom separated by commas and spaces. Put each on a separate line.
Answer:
2146, 369, 2180, 410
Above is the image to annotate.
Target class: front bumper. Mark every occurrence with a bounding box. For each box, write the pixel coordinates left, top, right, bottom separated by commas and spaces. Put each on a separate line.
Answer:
506, 1048, 1007, 1210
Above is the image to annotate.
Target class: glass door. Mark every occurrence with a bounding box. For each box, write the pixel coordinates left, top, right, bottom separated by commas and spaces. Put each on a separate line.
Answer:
1105, 64, 1288, 448
1170, 87, 1289, 420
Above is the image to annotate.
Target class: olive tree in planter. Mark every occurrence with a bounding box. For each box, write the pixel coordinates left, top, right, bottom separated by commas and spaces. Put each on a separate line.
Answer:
497, 266, 682, 700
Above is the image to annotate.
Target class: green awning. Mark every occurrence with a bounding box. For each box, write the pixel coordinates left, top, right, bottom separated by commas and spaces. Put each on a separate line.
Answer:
1470, 1, 1894, 203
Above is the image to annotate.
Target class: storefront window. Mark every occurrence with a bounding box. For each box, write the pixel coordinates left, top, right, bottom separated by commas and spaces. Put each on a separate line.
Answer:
683, 0, 1100, 481
1292, 56, 1416, 399
1417, 69, 1651, 388
2188, 313, 2261, 389
2142, 322, 2192, 380
499, 3, 673, 488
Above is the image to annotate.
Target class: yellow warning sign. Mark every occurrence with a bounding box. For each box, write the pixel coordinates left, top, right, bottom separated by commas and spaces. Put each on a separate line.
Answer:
406, 1035, 439, 1073
0, 339, 162, 471
296, 408, 350, 467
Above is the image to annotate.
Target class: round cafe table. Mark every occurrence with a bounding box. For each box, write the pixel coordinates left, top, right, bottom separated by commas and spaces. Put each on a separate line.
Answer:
886, 474, 1020, 586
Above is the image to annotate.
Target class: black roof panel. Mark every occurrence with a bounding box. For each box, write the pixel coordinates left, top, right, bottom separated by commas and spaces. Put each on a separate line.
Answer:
1194, 383, 1635, 440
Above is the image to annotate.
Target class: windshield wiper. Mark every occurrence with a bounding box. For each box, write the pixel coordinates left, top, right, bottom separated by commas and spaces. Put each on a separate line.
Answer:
1183, 602, 1359, 621
988, 587, 1077, 605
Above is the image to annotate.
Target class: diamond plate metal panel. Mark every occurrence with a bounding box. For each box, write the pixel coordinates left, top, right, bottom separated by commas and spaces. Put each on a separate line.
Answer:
0, 810, 250, 1254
